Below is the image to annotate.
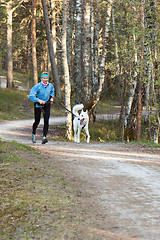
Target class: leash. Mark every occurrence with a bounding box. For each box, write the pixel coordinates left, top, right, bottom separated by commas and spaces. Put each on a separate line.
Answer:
54, 100, 77, 118
36, 100, 51, 115
37, 99, 77, 118
39, 104, 45, 114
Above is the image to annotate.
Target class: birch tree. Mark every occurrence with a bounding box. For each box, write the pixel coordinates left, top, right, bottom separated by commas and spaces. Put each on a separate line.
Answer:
50, 0, 57, 61
124, 30, 138, 128
136, 0, 145, 141
145, 49, 151, 123
74, 0, 82, 103
93, 0, 100, 96
82, 0, 90, 104
112, 7, 119, 75
67, 0, 75, 87
62, 0, 72, 140
6, 0, 13, 88
88, 0, 113, 111
151, 65, 160, 144
90, 0, 94, 94
97, 0, 113, 101
31, 0, 38, 85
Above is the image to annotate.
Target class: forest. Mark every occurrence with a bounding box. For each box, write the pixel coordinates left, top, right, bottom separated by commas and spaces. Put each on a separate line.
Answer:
0, 0, 159, 143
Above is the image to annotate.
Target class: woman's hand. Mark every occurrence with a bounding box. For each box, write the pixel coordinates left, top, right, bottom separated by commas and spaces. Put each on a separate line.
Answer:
38, 99, 45, 105
50, 97, 54, 104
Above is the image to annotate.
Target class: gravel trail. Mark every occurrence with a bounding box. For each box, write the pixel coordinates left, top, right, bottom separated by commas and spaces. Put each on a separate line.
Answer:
0, 118, 160, 240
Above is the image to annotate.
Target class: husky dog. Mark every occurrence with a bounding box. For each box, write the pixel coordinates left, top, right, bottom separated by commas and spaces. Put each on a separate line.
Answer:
72, 104, 90, 143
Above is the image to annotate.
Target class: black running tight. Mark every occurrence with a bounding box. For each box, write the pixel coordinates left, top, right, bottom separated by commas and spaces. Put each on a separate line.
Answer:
32, 105, 50, 137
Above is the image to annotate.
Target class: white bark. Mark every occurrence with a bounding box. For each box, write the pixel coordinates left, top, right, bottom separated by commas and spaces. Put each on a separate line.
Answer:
50, 0, 57, 62
112, 7, 119, 74
93, 0, 100, 96
151, 61, 160, 144
31, 0, 38, 85
154, 126, 159, 144
62, 0, 72, 140
90, 0, 94, 95
75, 0, 82, 103
124, 78, 137, 127
67, 0, 75, 87
82, 0, 90, 103
133, 29, 137, 64
6, 0, 13, 88
124, 29, 138, 128
97, 0, 113, 100
86, 0, 113, 111
145, 58, 151, 122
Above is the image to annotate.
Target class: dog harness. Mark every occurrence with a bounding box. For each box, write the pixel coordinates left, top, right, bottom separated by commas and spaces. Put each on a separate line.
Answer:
80, 118, 87, 129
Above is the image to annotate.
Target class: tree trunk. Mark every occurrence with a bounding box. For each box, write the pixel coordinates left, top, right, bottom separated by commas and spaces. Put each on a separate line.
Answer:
136, 0, 145, 141
94, 0, 113, 107
124, 30, 138, 128
25, 33, 30, 90
67, 0, 75, 88
112, 7, 120, 74
50, 0, 57, 62
153, 125, 159, 144
145, 53, 151, 123
6, 0, 13, 88
62, 0, 72, 140
136, 76, 143, 141
93, 0, 100, 96
31, 0, 38, 86
151, 60, 160, 144
124, 78, 138, 128
85, 0, 113, 112
82, 0, 90, 104
41, 0, 61, 99
74, 0, 82, 103
90, 0, 94, 96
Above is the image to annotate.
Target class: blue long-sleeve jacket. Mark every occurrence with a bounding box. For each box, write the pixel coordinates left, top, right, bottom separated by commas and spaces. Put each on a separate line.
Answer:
29, 82, 54, 108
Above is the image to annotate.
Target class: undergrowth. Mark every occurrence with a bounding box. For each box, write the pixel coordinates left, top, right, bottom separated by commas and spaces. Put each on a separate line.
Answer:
89, 119, 122, 142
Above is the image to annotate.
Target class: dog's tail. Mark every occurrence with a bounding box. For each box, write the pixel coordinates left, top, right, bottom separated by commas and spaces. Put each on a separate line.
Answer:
72, 104, 84, 116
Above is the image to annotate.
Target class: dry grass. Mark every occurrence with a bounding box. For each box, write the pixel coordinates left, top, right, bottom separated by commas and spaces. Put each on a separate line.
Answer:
0, 139, 98, 239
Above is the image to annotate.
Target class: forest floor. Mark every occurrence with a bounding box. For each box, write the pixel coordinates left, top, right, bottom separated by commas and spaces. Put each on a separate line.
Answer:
0, 117, 160, 240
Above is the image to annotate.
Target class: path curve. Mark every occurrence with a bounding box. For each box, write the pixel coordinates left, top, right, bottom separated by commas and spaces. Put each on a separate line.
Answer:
0, 118, 160, 240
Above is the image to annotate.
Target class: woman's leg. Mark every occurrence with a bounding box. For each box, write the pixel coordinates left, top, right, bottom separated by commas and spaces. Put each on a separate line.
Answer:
43, 105, 50, 137
32, 107, 41, 134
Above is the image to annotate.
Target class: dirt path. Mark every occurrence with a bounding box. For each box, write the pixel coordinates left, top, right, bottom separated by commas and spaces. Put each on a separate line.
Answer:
0, 118, 160, 240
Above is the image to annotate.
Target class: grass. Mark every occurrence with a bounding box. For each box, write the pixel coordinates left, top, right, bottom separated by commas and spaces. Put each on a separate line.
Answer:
94, 99, 120, 114
0, 139, 97, 239
0, 88, 65, 120
89, 119, 122, 142
0, 88, 33, 120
